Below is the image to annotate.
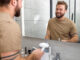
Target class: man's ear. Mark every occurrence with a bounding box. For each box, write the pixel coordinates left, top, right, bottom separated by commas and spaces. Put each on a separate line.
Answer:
10, 0, 17, 7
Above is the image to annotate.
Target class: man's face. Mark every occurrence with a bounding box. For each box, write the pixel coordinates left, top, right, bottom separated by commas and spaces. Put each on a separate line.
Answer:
55, 5, 67, 18
15, 0, 22, 17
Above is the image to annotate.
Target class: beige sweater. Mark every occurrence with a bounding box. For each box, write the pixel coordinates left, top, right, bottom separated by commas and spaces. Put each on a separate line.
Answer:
47, 17, 77, 40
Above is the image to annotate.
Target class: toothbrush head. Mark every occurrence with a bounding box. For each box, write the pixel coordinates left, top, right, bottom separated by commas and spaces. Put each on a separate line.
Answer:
39, 43, 49, 48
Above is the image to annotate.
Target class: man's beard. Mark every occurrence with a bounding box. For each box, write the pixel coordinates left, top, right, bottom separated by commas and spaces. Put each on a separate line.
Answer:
15, 7, 21, 17
56, 13, 65, 18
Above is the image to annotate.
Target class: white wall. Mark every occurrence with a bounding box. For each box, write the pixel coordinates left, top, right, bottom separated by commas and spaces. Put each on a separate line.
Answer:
23, 0, 50, 38
76, 0, 80, 39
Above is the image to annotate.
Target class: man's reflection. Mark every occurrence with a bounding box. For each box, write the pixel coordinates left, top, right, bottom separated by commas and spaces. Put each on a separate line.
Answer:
45, 1, 78, 43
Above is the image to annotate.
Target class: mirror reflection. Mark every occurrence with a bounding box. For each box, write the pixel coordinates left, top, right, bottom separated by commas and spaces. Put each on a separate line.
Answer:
16, 0, 80, 43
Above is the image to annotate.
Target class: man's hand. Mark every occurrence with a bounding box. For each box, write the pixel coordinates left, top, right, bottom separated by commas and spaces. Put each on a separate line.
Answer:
45, 29, 50, 40
61, 34, 79, 43
32, 49, 44, 60
61, 40, 69, 42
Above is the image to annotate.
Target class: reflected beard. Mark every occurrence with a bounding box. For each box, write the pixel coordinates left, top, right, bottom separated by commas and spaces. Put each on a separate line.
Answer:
56, 13, 64, 18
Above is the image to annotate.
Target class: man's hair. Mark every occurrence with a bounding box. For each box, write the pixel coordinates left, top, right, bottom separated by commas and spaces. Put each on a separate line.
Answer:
56, 1, 68, 10
0, 0, 10, 6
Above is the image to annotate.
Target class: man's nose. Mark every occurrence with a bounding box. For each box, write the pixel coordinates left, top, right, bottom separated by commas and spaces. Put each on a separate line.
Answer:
57, 10, 60, 13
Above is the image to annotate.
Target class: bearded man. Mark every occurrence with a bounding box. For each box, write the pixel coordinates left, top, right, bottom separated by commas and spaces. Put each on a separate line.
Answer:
0, 0, 43, 60
45, 1, 78, 43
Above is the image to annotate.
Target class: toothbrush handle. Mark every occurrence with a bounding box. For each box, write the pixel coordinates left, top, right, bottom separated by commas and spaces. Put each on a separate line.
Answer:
41, 48, 45, 52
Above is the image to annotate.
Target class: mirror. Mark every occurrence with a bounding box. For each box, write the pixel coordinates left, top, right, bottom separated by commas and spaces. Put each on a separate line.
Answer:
16, 0, 80, 42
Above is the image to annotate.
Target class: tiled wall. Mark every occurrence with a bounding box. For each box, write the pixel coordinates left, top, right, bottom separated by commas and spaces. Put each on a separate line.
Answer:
76, 0, 80, 39
24, 0, 50, 38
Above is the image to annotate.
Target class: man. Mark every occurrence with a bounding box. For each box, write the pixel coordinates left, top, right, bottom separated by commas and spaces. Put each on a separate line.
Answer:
45, 1, 78, 43
0, 0, 43, 60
